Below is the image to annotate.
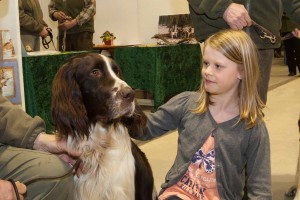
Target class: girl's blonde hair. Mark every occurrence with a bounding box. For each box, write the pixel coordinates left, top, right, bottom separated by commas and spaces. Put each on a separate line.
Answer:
193, 29, 265, 128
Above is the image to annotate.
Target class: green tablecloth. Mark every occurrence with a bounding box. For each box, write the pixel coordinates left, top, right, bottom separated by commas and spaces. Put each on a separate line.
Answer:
23, 45, 202, 132
114, 44, 202, 108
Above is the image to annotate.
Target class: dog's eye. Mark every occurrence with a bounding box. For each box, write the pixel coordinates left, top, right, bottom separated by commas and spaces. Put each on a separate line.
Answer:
90, 69, 102, 77
114, 69, 121, 77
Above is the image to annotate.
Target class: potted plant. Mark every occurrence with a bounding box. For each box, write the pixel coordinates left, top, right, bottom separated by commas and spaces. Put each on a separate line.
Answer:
100, 31, 116, 45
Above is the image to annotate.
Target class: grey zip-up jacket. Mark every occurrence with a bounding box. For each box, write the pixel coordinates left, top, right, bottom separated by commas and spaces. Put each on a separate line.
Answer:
188, 0, 300, 49
137, 92, 271, 199
0, 95, 45, 149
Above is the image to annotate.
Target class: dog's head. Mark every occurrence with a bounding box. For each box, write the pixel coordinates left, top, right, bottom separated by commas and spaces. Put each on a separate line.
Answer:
51, 53, 137, 138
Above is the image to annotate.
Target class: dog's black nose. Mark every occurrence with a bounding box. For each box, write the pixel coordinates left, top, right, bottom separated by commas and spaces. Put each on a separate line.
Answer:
120, 87, 135, 102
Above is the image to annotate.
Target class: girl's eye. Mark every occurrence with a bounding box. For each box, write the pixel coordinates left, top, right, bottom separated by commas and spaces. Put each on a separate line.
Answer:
90, 69, 102, 77
215, 64, 224, 70
203, 61, 209, 67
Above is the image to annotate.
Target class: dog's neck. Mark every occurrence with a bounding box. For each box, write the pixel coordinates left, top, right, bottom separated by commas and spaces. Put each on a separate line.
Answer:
68, 121, 131, 154
69, 122, 136, 200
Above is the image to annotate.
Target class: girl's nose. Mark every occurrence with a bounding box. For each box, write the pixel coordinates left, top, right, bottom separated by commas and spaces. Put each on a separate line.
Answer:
203, 66, 213, 76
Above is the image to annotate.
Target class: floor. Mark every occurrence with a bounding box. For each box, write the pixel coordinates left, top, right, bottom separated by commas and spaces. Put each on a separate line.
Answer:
138, 57, 300, 199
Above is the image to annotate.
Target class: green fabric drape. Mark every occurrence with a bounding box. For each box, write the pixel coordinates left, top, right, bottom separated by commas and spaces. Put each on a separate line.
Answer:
114, 44, 202, 108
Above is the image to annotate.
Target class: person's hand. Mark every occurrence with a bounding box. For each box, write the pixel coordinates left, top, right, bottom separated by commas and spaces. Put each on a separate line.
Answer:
39, 26, 49, 38
0, 180, 26, 200
292, 28, 300, 38
33, 133, 81, 166
223, 3, 252, 30
58, 19, 77, 31
53, 11, 68, 23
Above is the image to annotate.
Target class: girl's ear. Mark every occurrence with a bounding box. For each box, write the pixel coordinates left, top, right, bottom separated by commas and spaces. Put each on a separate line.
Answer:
238, 64, 244, 80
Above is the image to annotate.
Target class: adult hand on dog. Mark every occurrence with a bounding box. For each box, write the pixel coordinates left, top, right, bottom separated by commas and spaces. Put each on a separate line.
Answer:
0, 180, 26, 200
33, 133, 82, 173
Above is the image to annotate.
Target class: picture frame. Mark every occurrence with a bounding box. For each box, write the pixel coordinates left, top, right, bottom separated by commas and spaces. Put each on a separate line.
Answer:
0, 29, 21, 104
157, 14, 197, 45
0, 60, 21, 104
0, 30, 17, 62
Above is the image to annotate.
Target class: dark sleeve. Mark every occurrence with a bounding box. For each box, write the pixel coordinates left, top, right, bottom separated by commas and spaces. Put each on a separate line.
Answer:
283, 0, 300, 23
0, 95, 46, 149
188, 0, 232, 19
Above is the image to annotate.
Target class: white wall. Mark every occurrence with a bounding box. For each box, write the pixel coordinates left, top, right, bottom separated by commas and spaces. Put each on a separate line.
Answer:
0, 0, 25, 108
39, 0, 189, 48
137, 0, 189, 44
0, 0, 22, 52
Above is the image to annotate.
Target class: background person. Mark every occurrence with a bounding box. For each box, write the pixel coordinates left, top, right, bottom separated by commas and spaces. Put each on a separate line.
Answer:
187, 0, 300, 104
18, 0, 49, 52
281, 13, 300, 76
48, 0, 96, 51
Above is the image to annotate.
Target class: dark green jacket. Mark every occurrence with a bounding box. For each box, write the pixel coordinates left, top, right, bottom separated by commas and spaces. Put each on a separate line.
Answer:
0, 95, 45, 149
18, 0, 47, 36
188, 0, 300, 49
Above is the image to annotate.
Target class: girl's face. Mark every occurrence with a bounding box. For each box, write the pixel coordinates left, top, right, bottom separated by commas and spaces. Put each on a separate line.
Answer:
202, 45, 243, 97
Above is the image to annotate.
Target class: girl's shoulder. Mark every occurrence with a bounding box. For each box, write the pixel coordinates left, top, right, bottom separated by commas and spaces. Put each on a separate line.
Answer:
244, 118, 269, 140
158, 91, 200, 116
167, 91, 200, 107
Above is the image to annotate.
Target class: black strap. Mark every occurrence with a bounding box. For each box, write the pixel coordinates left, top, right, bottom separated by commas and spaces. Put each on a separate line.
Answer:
7, 179, 21, 200
42, 28, 57, 51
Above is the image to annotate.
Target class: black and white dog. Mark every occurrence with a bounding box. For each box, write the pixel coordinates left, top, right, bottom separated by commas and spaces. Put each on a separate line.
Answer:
51, 53, 157, 200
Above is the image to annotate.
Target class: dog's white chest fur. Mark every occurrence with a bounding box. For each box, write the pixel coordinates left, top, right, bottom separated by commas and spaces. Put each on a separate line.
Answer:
69, 122, 136, 200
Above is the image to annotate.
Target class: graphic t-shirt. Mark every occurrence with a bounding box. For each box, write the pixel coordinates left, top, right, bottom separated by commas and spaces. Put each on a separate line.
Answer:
159, 134, 220, 200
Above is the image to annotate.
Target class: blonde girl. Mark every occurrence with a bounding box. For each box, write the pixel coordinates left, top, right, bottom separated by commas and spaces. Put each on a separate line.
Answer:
129, 29, 271, 200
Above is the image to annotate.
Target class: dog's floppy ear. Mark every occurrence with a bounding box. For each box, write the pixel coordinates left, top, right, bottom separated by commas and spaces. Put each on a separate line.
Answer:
122, 102, 148, 139
51, 58, 89, 139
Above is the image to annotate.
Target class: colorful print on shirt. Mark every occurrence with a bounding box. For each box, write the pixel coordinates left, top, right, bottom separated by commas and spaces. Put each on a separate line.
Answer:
159, 134, 220, 200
